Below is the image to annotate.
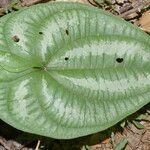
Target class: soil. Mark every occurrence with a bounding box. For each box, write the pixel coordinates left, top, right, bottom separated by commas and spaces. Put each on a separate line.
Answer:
0, 0, 150, 150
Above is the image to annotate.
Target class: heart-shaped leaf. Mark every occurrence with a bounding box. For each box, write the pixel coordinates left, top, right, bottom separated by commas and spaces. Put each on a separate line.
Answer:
0, 2, 150, 139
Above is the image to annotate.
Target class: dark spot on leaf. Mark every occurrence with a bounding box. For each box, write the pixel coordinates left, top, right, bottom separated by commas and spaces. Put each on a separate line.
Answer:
12, 35, 20, 42
65, 57, 69, 61
116, 58, 124, 63
39, 32, 43, 35
65, 29, 69, 35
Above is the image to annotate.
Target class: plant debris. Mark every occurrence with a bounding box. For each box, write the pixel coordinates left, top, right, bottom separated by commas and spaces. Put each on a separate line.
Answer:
139, 10, 150, 33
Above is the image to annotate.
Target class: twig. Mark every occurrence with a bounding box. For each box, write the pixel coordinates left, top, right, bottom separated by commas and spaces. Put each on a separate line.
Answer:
140, 27, 150, 34
0, 139, 11, 150
120, 1, 150, 18
35, 140, 41, 150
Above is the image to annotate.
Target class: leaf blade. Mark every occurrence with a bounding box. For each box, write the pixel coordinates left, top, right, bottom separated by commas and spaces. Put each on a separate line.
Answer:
0, 2, 149, 139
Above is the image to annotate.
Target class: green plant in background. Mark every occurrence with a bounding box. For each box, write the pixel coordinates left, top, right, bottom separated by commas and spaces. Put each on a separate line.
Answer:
94, 0, 111, 4
9, 0, 22, 11
0, 2, 149, 139
94, 0, 105, 4
111, 132, 128, 150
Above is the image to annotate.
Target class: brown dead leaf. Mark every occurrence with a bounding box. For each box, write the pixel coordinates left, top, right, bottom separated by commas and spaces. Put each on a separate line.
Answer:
125, 144, 132, 150
90, 144, 101, 150
141, 130, 150, 144
101, 138, 110, 144
0, 8, 5, 16
55, 0, 90, 4
0, 0, 10, 8
20, 0, 43, 6
139, 10, 150, 33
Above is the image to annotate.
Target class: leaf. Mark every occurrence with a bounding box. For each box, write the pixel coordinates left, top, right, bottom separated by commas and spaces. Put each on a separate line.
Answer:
111, 132, 115, 146
94, 0, 105, 4
94, 0, 111, 4
132, 121, 145, 129
120, 120, 126, 128
0, 2, 150, 139
139, 10, 150, 33
114, 138, 128, 150
135, 114, 149, 121
81, 145, 91, 150
0, 0, 10, 8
